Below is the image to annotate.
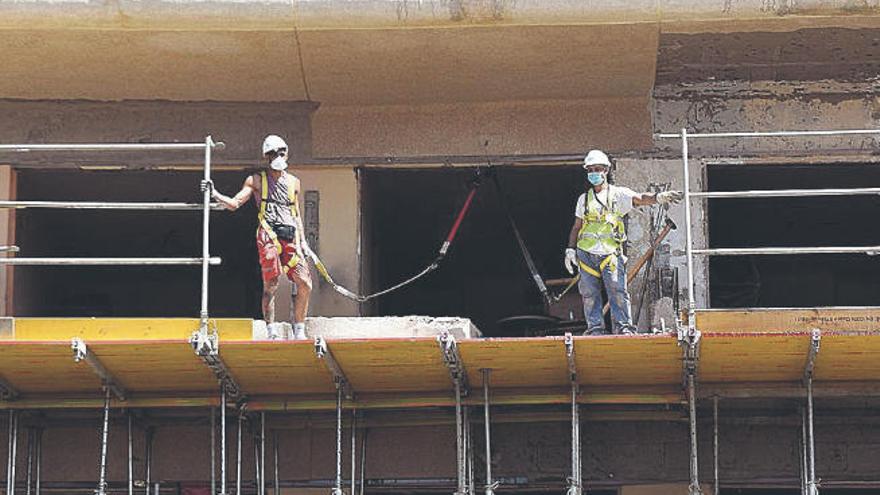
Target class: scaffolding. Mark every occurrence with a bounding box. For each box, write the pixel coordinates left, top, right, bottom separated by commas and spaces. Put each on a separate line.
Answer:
1, 130, 879, 495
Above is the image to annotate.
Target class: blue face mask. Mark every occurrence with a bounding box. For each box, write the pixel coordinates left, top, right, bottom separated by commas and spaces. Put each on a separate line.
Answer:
587, 171, 605, 186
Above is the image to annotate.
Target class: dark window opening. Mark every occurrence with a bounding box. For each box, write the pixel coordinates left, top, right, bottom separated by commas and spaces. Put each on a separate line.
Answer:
708, 164, 880, 308
360, 167, 584, 336
14, 169, 263, 317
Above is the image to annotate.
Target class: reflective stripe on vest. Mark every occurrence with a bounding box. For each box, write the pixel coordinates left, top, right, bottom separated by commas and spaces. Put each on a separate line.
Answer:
258, 171, 300, 273
576, 188, 626, 253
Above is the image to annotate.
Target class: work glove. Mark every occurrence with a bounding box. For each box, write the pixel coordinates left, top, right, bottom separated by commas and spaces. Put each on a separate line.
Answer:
199, 179, 214, 194
564, 248, 577, 275
656, 190, 684, 205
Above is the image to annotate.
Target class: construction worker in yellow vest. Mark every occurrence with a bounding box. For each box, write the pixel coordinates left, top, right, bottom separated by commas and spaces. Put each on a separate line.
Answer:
563, 150, 683, 335
202, 135, 313, 340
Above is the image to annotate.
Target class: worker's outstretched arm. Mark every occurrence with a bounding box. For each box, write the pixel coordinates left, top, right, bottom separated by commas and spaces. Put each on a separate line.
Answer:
632, 190, 683, 207
204, 175, 256, 211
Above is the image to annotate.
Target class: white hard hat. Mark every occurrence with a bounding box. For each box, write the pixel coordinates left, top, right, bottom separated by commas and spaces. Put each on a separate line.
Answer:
262, 135, 288, 156
583, 149, 611, 169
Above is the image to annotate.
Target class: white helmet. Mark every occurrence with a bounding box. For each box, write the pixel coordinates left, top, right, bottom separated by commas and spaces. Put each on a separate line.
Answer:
583, 149, 611, 169
262, 135, 288, 156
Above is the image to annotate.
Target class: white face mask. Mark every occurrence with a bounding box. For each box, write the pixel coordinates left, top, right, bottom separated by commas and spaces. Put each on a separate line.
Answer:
269, 155, 288, 171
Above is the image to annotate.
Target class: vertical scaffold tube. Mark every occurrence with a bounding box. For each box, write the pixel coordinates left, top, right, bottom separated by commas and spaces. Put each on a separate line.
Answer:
687, 374, 701, 495
200, 136, 213, 326
144, 428, 153, 495
800, 407, 808, 495
128, 414, 134, 495
97, 388, 111, 495
9, 410, 17, 495
713, 397, 719, 495
33, 430, 40, 495
7, 410, 14, 495
24, 429, 32, 495
454, 379, 465, 495
236, 411, 242, 495
482, 369, 495, 495
334, 383, 343, 495
350, 410, 356, 495
806, 379, 817, 495
273, 430, 280, 495
221, 388, 227, 495
681, 128, 696, 323
260, 412, 266, 495
569, 381, 580, 495
211, 409, 216, 495
465, 406, 474, 495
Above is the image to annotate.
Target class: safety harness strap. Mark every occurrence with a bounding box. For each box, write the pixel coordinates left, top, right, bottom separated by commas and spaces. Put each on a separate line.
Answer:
258, 171, 300, 273
577, 253, 617, 278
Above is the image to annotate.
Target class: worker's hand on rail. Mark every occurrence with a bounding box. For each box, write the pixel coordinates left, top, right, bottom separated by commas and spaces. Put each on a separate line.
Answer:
656, 190, 684, 205
564, 248, 577, 275
199, 179, 214, 195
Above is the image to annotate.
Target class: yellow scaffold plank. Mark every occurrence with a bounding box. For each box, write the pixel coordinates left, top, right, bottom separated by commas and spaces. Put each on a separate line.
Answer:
459, 338, 569, 389
9, 318, 254, 341
0, 342, 102, 394
221, 341, 336, 395
694, 307, 880, 333
575, 335, 682, 386
88, 341, 217, 393
815, 332, 880, 381
328, 338, 451, 393
699, 333, 809, 383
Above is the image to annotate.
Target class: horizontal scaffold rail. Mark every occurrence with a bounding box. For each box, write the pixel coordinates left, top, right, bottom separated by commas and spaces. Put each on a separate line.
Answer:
0, 200, 224, 210
0, 142, 225, 152
690, 187, 880, 199
656, 129, 880, 139
694, 246, 880, 256
0, 257, 222, 266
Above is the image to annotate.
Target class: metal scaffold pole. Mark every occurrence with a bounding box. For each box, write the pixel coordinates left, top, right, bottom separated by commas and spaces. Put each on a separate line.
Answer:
236, 409, 243, 495
454, 378, 465, 495
350, 410, 356, 495
220, 387, 228, 495
260, 412, 266, 495
128, 414, 134, 495
7, 410, 17, 495
33, 430, 40, 495
211, 409, 216, 495
200, 136, 214, 330
713, 397, 719, 495
804, 330, 821, 495
144, 428, 153, 495
564, 333, 581, 495
333, 383, 344, 495
274, 430, 280, 495
24, 429, 31, 495
97, 388, 112, 495
482, 369, 496, 495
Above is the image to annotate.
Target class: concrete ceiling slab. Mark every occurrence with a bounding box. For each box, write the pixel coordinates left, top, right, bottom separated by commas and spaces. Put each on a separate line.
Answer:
300, 23, 659, 105
0, 30, 308, 101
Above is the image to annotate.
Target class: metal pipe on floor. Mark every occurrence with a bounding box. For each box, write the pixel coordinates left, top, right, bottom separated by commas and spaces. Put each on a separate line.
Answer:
713, 397, 719, 495
211, 409, 216, 495
97, 388, 111, 495
482, 369, 495, 495
236, 410, 242, 495
0, 257, 222, 266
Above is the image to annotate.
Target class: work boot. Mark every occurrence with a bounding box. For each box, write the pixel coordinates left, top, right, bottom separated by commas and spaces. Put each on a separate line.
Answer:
266, 322, 283, 340
292, 322, 307, 340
